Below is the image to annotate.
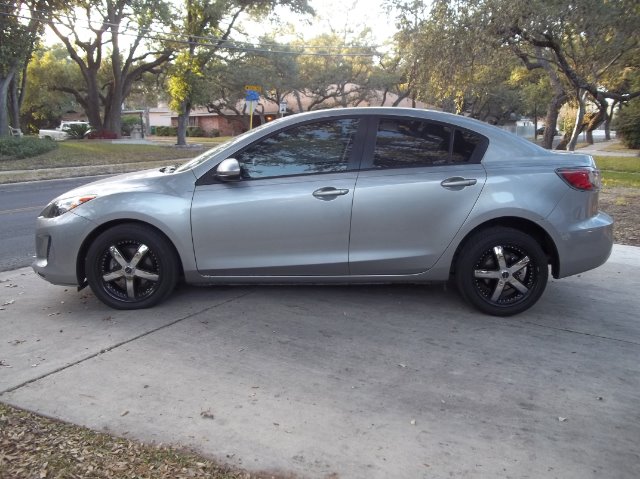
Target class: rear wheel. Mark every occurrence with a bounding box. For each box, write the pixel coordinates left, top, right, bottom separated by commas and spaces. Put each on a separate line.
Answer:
85, 224, 178, 310
455, 227, 548, 316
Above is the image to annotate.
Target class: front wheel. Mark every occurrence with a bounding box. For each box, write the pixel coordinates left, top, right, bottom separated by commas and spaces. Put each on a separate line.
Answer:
455, 227, 548, 316
85, 224, 178, 310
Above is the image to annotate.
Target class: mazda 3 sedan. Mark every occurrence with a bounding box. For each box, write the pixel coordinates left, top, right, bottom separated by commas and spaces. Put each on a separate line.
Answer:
33, 108, 613, 316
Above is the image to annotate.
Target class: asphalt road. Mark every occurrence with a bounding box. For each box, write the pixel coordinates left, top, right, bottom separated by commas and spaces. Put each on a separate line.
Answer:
0, 177, 104, 272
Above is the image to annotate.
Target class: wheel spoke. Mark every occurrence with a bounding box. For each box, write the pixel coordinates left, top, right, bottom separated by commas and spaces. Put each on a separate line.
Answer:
134, 269, 159, 282
493, 246, 508, 270
126, 277, 135, 299
103, 270, 124, 282
108, 246, 128, 268
474, 269, 502, 279
508, 256, 530, 274
130, 244, 149, 268
508, 277, 529, 294
490, 280, 506, 302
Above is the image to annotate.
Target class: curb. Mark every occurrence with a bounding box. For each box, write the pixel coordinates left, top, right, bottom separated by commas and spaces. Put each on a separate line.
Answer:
0, 160, 179, 185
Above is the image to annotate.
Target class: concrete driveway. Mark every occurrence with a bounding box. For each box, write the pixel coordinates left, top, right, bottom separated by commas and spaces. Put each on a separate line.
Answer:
1, 245, 639, 479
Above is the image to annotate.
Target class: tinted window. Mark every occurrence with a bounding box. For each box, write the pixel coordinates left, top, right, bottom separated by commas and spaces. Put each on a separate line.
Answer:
234, 118, 359, 179
373, 119, 451, 168
452, 129, 484, 163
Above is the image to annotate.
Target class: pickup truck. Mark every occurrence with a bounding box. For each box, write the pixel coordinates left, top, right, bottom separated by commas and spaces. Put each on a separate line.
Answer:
39, 121, 91, 140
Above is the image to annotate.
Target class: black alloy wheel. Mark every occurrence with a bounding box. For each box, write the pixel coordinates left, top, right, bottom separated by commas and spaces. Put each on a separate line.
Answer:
85, 224, 178, 309
455, 227, 549, 316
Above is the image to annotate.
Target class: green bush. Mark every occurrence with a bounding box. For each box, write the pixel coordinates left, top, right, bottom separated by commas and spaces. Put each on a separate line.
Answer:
121, 116, 142, 136
63, 123, 91, 139
0, 137, 58, 160
208, 129, 220, 138
614, 100, 640, 149
155, 126, 177, 136
186, 126, 205, 137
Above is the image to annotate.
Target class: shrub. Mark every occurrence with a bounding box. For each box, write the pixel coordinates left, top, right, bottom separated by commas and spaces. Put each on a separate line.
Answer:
121, 116, 142, 136
186, 126, 206, 137
614, 100, 640, 149
63, 123, 92, 139
0, 137, 58, 160
208, 129, 220, 138
155, 126, 177, 136
87, 130, 118, 140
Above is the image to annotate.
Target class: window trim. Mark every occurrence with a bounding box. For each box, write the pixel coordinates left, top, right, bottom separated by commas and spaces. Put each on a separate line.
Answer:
358, 115, 489, 171
196, 116, 368, 186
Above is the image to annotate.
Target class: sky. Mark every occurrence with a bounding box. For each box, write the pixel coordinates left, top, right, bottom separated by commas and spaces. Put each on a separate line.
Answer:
237, 0, 399, 48
41, 0, 400, 52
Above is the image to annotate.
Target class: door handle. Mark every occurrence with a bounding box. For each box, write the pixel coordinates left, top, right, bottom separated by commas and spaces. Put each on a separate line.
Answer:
312, 187, 350, 200
441, 177, 478, 188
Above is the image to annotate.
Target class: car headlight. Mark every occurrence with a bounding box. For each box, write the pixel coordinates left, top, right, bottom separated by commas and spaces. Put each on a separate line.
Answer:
40, 194, 97, 218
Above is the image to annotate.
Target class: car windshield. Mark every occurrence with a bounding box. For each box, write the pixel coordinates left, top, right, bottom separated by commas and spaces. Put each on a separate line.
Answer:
175, 120, 277, 173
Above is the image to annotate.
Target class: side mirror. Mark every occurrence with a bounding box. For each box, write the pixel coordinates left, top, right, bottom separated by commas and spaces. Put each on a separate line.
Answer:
216, 158, 241, 181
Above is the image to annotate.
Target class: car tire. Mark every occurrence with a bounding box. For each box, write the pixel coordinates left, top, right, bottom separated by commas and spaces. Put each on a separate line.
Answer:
455, 227, 548, 316
85, 224, 178, 310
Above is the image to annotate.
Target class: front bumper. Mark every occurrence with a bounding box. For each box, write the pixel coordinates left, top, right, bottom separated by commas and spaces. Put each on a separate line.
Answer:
32, 212, 95, 286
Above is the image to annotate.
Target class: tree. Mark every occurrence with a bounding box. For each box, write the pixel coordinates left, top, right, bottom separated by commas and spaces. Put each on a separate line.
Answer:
20, 45, 81, 133
1, 0, 50, 136
389, 0, 640, 150
483, 0, 640, 149
168, 0, 312, 146
390, 0, 528, 122
45, 0, 174, 136
294, 32, 378, 111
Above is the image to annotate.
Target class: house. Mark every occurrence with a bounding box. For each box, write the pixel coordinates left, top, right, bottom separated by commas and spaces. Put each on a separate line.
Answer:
148, 87, 430, 137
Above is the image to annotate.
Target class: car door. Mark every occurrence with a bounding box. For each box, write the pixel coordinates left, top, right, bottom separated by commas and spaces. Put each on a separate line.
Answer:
349, 116, 488, 275
191, 117, 365, 276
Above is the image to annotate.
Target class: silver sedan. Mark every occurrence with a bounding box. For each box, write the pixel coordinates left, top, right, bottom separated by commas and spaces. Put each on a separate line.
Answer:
33, 108, 613, 316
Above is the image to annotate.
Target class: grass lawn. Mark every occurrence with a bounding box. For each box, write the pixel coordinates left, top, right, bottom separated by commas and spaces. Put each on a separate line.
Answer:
0, 138, 229, 171
595, 156, 640, 188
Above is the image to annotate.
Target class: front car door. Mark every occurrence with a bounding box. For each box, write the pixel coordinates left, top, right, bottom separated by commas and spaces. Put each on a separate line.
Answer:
349, 116, 488, 275
191, 117, 365, 276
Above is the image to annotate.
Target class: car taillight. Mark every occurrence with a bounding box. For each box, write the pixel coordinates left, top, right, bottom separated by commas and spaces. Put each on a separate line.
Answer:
556, 168, 601, 191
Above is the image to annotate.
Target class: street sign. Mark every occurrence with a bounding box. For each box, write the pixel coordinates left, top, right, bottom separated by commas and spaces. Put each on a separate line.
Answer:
244, 85, 262, 93
245, 90, 260, 102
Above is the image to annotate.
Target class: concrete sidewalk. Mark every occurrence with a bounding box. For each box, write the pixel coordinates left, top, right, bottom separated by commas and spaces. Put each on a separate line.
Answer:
1, 246, 639, 478
578, 138, 639, 157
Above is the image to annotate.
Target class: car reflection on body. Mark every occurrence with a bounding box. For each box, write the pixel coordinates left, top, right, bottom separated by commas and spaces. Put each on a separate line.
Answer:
33, 108, 613, 316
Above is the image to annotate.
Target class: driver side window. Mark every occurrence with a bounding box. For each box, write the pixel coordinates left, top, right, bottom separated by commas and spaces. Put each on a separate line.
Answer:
234, 118, 360, 179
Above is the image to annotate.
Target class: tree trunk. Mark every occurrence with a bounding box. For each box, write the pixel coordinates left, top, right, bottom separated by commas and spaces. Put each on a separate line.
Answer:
177, 100, 190, 146
8, 76, 20, 130
0, 72, 16, 137
568, 90, 588, 151
543, 91, 566, 149
604, 100, 617, 140
105, 85, 123, 138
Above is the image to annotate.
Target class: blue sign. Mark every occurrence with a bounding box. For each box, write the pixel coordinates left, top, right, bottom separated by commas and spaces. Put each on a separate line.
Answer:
245, 90, 260, 101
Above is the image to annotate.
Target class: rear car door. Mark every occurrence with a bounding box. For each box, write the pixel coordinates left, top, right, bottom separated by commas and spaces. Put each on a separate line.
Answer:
349, 116, 488, 275
191, 117, 365, 276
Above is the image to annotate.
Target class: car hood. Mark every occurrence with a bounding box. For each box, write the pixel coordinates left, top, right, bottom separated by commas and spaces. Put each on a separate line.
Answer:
52, 167, 190, 201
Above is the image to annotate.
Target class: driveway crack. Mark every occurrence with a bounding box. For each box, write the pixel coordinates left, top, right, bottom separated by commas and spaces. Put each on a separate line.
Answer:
522, 320, 640, 346
0, 290, 253, 396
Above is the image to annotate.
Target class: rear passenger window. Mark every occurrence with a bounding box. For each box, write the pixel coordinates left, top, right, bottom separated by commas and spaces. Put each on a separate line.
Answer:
373, 119, 451, 168
372, 118, 486, 168
452, 129, 484, 163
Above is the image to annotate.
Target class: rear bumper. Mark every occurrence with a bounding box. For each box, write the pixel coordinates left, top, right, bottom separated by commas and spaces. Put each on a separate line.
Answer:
549, 211, 613, 278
